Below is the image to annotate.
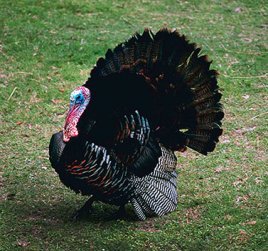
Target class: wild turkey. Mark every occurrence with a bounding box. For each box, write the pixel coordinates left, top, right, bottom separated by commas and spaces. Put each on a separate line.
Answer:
49, 28, 224, 220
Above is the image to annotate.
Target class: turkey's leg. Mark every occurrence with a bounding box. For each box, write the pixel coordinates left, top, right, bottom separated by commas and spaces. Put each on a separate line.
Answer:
72, 196, 95, 220
116, 205, 127, 219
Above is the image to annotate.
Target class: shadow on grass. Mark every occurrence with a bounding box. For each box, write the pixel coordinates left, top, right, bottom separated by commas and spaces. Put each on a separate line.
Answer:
2, 195, 145, 251
3, 194, 138, 228
1, 195, 140, 249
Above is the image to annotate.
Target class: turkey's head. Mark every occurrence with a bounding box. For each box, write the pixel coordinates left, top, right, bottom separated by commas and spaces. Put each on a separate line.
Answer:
63, 86, 91, 142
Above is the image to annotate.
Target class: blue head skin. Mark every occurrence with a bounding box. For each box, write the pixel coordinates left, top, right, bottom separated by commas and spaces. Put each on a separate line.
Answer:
63, 86, 91, 142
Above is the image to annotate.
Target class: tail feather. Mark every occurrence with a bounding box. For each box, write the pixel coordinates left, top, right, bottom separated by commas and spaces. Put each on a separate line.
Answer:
135, 195, 152, 215
134, 30, 153, 60
130, 145, 178, 220
131, 198, 146, 220
87, 28, 224, 155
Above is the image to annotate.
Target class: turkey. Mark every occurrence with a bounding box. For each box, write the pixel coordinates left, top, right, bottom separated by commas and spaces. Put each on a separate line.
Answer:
49, 28, 224, 220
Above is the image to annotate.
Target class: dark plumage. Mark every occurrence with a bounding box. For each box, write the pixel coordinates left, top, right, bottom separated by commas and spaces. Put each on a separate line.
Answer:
49, 28, 224, 220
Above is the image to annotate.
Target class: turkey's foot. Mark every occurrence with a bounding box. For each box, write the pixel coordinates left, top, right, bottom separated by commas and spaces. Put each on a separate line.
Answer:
72, 196, 95, 220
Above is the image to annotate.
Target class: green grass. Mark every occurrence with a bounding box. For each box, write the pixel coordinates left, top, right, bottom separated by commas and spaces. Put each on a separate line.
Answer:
0, 0, 267, 250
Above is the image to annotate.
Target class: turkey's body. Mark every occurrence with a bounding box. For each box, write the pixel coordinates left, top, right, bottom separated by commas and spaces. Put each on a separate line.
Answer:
50, 132, 177, 220
49, 28, 224, 220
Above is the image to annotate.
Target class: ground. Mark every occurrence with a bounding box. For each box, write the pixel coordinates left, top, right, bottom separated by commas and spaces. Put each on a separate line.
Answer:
0, 0, 267, 250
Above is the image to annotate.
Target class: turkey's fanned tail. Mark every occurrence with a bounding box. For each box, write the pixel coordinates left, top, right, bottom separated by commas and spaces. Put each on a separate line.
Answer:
86, 28, 223, 155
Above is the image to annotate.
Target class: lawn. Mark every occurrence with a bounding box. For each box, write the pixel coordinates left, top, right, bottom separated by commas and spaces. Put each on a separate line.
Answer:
0, 0, 267, 250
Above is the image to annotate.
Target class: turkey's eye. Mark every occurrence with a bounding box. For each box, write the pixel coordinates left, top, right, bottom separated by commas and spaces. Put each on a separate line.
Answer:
75, 93, 84, 103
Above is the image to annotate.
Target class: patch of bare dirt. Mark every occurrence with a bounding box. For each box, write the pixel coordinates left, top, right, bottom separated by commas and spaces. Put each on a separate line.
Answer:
238, 229, 252, 243
17, 240, 30, 248
25, 211, 60, 226
235, 194, 251, 205
242, 220, 256, 226
233, 177, 248, 187
136, 218, 160, 232
215, 166, 231, 173
184, 205, 202, 224
0, 171, 3, 188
